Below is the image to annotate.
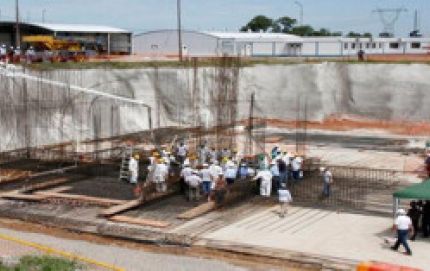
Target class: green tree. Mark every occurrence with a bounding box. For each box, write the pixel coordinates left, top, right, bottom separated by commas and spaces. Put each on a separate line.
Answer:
274, 16, 297, 33
240, 15, 273, 32
346, 31, 362, 38
362, 32, 372, 38
290, 25, 315, 36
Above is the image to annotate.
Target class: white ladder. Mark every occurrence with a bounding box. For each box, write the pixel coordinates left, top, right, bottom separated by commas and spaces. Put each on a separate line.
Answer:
119, 146, 133, 181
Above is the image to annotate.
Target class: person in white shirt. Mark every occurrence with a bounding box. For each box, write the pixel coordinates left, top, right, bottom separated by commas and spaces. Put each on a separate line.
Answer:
224, 162, 238, 185
321, 167, 333, 197
253, 168, 272, 197
176, 142, 188, 165
152, 159, 169, 192
128, 154, 140, 184
278, 182, 292, 217
209, 161, 223, 190
291, 155, 303, 181
185, 171, 202, 201
391, 209, 413, 255
0, 44, 7, 62
200, 164, 212, 198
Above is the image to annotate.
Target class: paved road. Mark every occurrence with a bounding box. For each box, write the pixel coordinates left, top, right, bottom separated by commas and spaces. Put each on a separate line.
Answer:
0, 226, 250, 271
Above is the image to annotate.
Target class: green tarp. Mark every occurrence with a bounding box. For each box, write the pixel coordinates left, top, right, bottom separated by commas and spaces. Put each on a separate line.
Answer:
393, 180, 430, 200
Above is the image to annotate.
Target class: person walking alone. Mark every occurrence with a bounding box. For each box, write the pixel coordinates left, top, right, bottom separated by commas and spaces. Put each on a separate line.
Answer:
321, 167, 333, 198
391, 209, 413, 256
278, 182, 292, 218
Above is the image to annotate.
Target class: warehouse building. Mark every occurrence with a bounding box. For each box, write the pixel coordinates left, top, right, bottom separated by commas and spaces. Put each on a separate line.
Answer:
133, 29, 303, 57
0, 22, 132, 54
133, 29, 430, 57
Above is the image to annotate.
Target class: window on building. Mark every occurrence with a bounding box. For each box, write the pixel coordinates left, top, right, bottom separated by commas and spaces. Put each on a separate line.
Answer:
366, 43, 370, 49
411, 42, 421, 49
389, 42, 400, 49
372, 43, 376, 49
151, 44, 159, 50
359, 43, 363, 49
344, 43, 348, 50
352, 43, 356, 49
379, 43, 383, 49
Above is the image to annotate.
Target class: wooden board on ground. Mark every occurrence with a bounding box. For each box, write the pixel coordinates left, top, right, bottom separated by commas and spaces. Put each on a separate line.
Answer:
0, 192, 46, 201
20, 175, 84, 193
100, 190, 176, 217
109, 215, 170, 228
42, 186, 72, 193
100, 199, 143, 217
35, 191, 127, 207
177, 201, 216, 220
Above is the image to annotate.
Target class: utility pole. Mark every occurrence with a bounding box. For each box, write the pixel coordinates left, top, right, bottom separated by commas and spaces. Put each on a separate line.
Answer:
177, 0, 183, 62
294, 1, 303, 26
42, 9, 46, 23
15, 0, 20, 47
246, 92, 255, 155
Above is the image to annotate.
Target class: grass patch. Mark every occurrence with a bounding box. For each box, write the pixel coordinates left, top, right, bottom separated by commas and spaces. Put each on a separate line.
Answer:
0, 255, 82, 271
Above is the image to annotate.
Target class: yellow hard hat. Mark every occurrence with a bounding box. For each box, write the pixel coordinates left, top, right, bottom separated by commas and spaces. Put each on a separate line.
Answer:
134, 154, 140, 160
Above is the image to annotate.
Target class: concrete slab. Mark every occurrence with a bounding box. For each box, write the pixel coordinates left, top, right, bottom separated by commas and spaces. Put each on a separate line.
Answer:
203, 205, 430, 270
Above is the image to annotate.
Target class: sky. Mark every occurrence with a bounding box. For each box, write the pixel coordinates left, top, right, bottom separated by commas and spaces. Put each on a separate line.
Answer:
0, 0, 428, 36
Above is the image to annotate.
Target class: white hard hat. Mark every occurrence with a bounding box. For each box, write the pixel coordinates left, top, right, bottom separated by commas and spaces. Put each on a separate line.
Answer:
397, 209, 406, 216
203, 163, 209, 167
320, 167, 326, 172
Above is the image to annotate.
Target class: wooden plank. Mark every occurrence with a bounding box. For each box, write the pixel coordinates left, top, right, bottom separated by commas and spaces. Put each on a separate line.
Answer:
100, 199, 143, 217
109, 215, 170, 228
177, 201, 216, 220
42, 186, 72, 193
1, 192, 46, 201
100, 190, 175, 217
20, 175, 84, 193
35, 192, 127, 207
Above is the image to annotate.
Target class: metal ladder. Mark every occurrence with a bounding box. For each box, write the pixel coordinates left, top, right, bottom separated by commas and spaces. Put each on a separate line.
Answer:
119, 146, 133, 181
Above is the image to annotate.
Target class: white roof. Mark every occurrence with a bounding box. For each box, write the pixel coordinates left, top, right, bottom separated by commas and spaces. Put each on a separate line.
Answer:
205, 32, 303, 42
33, 23, 130, 34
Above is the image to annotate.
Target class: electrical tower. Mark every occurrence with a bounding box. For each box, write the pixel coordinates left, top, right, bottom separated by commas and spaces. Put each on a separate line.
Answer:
372, 8, 407, 37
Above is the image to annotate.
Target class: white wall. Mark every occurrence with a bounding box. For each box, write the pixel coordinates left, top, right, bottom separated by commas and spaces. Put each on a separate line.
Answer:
133, 30, 219, 57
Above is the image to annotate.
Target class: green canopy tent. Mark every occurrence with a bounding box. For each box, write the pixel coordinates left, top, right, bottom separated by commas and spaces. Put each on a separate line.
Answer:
392, 180, 430, 216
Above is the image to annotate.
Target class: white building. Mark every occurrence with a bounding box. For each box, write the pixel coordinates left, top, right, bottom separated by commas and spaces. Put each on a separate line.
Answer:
133, 29, 430, 57
133, 30, 303, 57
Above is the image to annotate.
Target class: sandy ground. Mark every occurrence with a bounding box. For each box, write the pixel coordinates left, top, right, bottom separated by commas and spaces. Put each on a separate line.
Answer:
203, 205, 430, 270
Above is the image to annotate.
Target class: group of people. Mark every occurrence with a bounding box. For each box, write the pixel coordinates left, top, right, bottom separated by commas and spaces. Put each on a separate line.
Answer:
126, 142, 334, 218
177, 142, 252, 203
0, 44, 36, 64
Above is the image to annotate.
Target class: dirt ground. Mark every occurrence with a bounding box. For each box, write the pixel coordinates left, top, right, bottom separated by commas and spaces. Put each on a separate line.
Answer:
264, 116, 430, 136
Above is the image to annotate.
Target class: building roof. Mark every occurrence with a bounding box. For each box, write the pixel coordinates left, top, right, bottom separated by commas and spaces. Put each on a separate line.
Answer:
0, 21, 130, 34
393, 180, 430, 200
205, 31, 303, 42
34, 23, 130, 34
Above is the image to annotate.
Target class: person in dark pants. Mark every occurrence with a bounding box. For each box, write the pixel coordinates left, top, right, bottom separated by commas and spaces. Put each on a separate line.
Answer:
425, 154, 430, 178
422, 200, 430, 238
391, 209, 413, 255
407, 201, 421, 240
270, 161, 280, 195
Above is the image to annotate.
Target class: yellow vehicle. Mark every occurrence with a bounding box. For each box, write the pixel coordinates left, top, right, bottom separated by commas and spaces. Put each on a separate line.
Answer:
22, 35, 87, 62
